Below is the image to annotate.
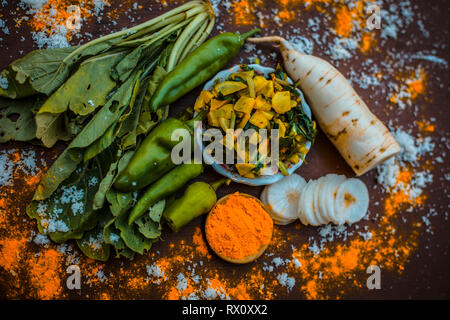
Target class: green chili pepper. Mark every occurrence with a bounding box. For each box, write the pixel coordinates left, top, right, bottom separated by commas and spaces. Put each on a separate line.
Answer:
113, 110, 206, 192
150, 29, 261, 112
163, 178, 228, 232
128, 162, 203, 225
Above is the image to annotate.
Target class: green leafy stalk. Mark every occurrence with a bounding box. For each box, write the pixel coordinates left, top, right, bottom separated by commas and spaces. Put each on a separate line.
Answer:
166, 12, 209, 71
178, 18, 209, 62
0, 1, 210, 99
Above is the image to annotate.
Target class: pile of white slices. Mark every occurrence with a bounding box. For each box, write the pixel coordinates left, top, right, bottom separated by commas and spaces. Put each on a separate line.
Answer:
260, 173, 369, 226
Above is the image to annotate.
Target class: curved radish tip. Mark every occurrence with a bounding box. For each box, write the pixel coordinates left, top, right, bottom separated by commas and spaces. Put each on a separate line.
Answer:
247, 36, 294, 51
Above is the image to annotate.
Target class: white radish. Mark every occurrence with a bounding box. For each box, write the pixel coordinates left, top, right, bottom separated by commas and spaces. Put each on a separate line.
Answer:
335, 178, 369, 224
249, 36, 401, 176
261, 186, 290, 225
312, 177, 328, 225
298, 180, 320, 226
318, 174, 338, 223
297, 181, 311, 226
324, 174, 347, 225
262, 174, 306, 225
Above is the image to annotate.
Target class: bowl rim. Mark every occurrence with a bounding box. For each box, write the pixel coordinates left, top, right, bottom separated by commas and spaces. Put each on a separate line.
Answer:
194, 64, 313, 186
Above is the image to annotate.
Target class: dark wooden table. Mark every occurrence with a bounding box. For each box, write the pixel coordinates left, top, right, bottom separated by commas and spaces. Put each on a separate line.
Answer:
0, 0, 449, 299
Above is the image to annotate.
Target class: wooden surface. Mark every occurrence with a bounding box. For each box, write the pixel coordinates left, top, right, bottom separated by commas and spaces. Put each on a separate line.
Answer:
0, 0, 449, 299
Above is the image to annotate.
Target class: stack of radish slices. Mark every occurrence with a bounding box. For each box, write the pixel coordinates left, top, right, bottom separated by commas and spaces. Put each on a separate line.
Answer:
260, 173, 369, 226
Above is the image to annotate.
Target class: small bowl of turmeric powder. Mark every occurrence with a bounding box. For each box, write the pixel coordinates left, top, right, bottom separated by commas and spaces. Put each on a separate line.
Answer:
205, 192, 273, 264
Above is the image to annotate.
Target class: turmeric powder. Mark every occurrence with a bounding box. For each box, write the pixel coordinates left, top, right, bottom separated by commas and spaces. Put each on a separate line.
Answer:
232, 0, 258, 26
389, 67, 427, 108
205, 193, 273, 261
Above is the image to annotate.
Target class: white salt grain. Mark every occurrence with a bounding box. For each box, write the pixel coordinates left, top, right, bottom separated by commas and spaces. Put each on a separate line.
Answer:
176, 273, 188, 292
277, 273, 295, 292
33, 233, 50, 246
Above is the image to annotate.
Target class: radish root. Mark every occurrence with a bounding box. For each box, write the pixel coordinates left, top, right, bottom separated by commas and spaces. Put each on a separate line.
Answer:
248, 36, 295, 51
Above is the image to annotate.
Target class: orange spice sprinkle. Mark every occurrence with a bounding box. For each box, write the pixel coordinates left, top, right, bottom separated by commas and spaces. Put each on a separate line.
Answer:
383, 165, 427, 218
333, 1, 367, 38
192, 226, 211, 258
232, 0, 257, 26
22, 0, 103, 41
360, 32, 377, 53
27, 248, 64, 300
407, 68, 427, 99
416, 120, 435, 133
276, 0, 302, 22
390, 67, 427, 106
334, 6, 354, 37
0, 238, 27, 273
292, 224, 419, 299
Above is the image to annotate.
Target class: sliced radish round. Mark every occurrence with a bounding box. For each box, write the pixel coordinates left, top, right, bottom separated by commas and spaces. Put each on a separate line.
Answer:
297, 181, 311, 225
260, 186, 289, 225
335, 178, 369, 224
265, 174, 307, 225
299, 180, 320, 226
326, 175, 347, 225
313, 176, 329, 225
318, 174, 338, 223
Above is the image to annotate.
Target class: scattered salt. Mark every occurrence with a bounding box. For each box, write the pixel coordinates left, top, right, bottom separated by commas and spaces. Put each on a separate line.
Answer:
86, 233, 104, 250
97, 270, 108, 282
108, 232, 120, 244
292, 258, 302, 268
88, 176, 99, 187
33, 233, 50, 246
41, 218, 70, 233
0, 151, 14, 187
146, 263, 165, 283
32, 26, 70, 49
0, 149, 40, 187
208, 0, 221, 17
410, 53, 448, 67
288, 35, 314, 55
377, 128, 435, 201
0, 18, 9, 35
328, 38, 356, 60
272, 257, 285, 267
276, 273, 295, 292
93, 0, 108, 16
308, 241, 321, 256
60, 185, 84, 215
176, 273, 188, 292
394, 129, 434, 163
19, 0, 48, 12
358, 231, 373, 241
202, 279, 228, 300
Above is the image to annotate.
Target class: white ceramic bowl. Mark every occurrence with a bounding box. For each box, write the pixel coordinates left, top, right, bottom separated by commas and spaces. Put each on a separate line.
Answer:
194, 64, 313, 186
